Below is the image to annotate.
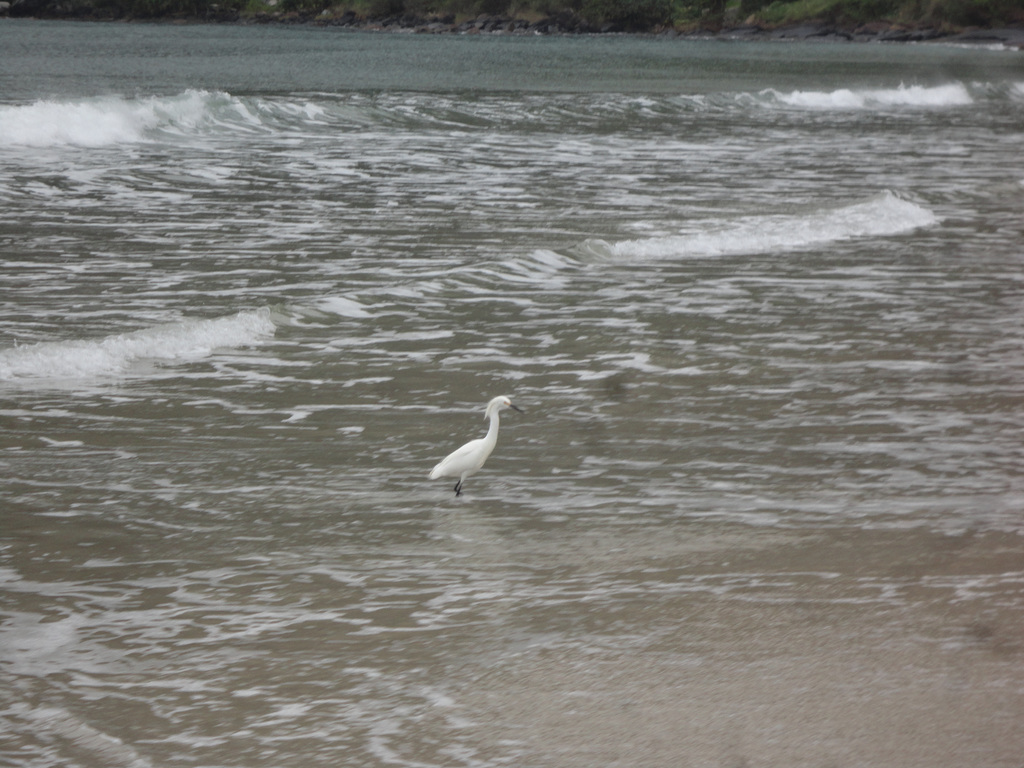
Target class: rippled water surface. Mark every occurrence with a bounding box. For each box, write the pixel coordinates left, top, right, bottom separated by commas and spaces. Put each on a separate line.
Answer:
2, 20, 1023, 767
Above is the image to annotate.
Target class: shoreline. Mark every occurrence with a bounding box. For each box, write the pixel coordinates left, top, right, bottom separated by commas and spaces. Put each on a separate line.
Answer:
3, 4, 1024, 48
303, 16, 1024, 47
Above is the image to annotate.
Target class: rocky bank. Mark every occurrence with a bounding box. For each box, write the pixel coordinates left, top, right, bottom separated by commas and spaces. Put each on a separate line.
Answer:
3, 0, 1024, 48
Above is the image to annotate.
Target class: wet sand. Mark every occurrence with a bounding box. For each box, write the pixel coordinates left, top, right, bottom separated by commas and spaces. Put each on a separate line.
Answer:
447, 526, 1024, 767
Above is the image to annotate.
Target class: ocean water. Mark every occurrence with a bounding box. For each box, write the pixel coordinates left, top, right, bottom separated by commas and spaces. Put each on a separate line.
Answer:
2, 20, 1024, 767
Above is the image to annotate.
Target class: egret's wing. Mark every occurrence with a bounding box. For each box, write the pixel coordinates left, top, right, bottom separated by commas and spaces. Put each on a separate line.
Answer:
430, 438, 484, 479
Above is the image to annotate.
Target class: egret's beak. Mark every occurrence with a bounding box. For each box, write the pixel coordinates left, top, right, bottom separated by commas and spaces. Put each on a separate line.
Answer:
510, 404, 524, 413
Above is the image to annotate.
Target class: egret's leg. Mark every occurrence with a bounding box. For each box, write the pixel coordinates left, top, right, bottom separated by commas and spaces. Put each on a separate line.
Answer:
454, 481, 462, 496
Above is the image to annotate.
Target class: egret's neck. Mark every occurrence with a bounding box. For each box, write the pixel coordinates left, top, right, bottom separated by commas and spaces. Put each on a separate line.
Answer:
484, 409, 501, 445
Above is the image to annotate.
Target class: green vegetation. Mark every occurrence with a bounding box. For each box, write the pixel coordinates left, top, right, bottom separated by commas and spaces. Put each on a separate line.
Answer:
93, 0, 221, 17
739, 0, 1022, 28
233, 0, 1024, 26
8, 0, 1022, 30
249, 0, 678, 27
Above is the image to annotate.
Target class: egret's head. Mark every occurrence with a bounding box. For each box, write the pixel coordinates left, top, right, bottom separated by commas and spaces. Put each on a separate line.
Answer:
485, 395, 523, 419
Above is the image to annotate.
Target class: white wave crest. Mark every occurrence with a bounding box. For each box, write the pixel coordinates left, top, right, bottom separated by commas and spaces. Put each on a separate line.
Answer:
768, 83, 973, 110
0, 90, 251, 148
582, 191, 938, 261
0, 309, 275, 382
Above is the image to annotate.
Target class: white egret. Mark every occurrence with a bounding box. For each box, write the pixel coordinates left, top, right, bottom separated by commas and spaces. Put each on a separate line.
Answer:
429, 395, 523, 496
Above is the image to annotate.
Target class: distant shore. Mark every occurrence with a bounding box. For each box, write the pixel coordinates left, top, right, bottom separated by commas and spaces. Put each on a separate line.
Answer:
3, 0, 1024, 48
251, 13, 1024, 48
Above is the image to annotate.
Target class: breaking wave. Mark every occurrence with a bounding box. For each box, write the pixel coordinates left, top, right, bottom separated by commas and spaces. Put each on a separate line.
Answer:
575, 191, 939, 261
0, 90, 269, 148
0, 309, 276, 381
765, 82, 975, 110
0, 80, 1006, 149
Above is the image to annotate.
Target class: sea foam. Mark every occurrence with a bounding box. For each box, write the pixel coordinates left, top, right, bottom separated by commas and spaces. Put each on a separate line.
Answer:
0, 309, 275, 382
768, 83, 974, 110
0, 90, 244, 148
579, 191, 939, 261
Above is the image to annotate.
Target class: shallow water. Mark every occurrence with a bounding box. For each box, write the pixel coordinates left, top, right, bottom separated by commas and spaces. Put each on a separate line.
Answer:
1, 20, 1023, 767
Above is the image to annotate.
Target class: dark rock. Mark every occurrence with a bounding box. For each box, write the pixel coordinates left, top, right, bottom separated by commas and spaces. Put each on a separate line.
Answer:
720, 25, 765, 38
10, 0, 105, 17
944, 26, 1024, 48
878, 27, 943, 42
768, 23, 856, 41
770, 23, 829, 39
10, 0, 54, 17
205, 4, 238, 22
